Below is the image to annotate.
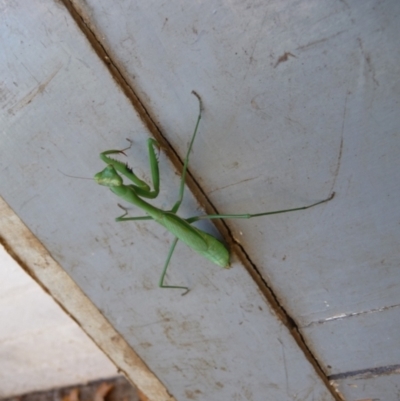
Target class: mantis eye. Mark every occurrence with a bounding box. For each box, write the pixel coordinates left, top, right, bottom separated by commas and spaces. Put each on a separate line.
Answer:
94, 165, 123, 187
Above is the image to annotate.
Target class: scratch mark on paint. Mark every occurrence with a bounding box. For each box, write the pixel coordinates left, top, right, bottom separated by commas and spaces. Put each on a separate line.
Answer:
8, 66, 61, 115
303, 303, 400, 328
208, 176, 259, 195
279, 339, 289, 394
358, 38, 379, 87
330, 92, 347, 192
274, 52, 296, 68
296, 30, 346, 51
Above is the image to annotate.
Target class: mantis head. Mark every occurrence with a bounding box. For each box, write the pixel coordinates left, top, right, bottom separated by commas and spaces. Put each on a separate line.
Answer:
94, 165, 123, 187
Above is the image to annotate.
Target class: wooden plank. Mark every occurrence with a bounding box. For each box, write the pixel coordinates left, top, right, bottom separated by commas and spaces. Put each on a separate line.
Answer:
0, 1, 337, 401
330, 365, 400, 401
0, 199, 174, 401
303, 307, 400, 373
66, 0, 400, 322
64, 1, 400, 399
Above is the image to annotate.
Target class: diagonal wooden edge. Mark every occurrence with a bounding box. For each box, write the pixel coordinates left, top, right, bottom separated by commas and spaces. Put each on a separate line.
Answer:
0, 196, 175, 401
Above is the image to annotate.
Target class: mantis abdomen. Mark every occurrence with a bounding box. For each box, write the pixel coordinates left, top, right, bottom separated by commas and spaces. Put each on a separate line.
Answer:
156, 212, 230, 268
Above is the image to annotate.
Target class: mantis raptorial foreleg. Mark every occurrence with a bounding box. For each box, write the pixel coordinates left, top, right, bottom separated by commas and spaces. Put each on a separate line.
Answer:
116, 204, 153, 222
94, 91, 334, 294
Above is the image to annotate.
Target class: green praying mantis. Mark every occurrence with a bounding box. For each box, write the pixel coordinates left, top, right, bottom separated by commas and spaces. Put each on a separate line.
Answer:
94, 91, 334, 294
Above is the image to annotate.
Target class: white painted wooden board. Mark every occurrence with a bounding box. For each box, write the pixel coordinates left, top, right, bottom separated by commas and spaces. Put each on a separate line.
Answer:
1, 0, 399, 400
0, 2, 335, 401
331, 369, 400, 401
0, 198, 172, 401
69, 0, 400, 317
68, 0, 400, 398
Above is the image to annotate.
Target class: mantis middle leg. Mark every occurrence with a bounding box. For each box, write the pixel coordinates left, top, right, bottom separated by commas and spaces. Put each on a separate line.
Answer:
159, 237, 189, 295
116, 205, 188, 294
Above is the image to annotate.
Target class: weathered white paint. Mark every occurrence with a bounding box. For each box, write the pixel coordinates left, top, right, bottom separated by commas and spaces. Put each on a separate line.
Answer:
1, 0, 399, 399
0, 1, 337, 400
0, 199, 175, 401
67, 0, 400, 397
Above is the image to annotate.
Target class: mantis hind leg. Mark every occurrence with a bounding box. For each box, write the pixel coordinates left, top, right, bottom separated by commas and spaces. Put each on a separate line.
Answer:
170, 91, 203, 214
159, 237, 190, 295
186, 192, 335, 223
